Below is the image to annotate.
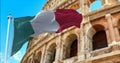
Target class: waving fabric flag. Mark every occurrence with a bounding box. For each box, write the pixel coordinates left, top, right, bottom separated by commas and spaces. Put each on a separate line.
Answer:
11, 9, 83, 55
12, 16, 34, 56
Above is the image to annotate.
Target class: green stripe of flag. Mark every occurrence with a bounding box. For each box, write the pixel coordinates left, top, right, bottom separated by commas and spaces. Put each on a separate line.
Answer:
11, 16, 35, 56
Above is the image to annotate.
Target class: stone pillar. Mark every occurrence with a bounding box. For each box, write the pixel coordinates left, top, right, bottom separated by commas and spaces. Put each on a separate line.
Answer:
101, 0, 119, 7
78, 0, 91, 61
77, 30, 82, 57
53, 47, 61, 63
61, 43, 66, 60
32, 52, 35, 63
105, 14, 118, 45
79, 0, 90, 24
80, 0, 90, 15
84, 23, 96, 59
114, 27, 120, 41
41, 45, 47, 63
54, 35, 62, 63
77, 27, 86, 61
61, 41, 69, 60
39, 46, 44, 63
114, 19, 120, 42
105, 29, 112, 43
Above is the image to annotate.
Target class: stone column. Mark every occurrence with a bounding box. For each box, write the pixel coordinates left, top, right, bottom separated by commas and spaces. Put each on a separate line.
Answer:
77, 27, 86, 61
41, 45, 47, 63
105, 28, 112, 43
61, 43, 66, 60
114, 27, 120, 41
54, 35, 62, 63
32, 52, 35, 63
80, 0, 90, 16
78, 0, 91, 61
114, 19, 120, 42
84, 23, 96, 59
105, 14, 118, 45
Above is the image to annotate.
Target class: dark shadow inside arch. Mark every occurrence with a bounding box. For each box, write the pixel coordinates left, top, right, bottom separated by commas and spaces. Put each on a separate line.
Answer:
64, 34, 78, 59
70, 39, 78, 57
92, 30, 108, 50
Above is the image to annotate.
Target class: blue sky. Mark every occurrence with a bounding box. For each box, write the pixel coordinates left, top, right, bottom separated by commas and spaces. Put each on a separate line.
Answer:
1, 0, 47, 63
1, 0, 120, 63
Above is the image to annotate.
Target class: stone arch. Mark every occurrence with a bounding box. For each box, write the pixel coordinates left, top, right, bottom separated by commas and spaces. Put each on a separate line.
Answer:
34, 51, 42, 63
92, 24, 108, 50
64, 33, 78, 59
45, 43, 56, 63
86, 24, 108, 51
92, 24, 105, 31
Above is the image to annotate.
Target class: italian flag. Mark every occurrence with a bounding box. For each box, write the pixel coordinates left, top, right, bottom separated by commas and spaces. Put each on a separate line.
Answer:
11, 9, 83, 55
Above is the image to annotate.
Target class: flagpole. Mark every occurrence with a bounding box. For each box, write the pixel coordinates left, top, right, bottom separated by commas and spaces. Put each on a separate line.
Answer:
4, 14, 12, 63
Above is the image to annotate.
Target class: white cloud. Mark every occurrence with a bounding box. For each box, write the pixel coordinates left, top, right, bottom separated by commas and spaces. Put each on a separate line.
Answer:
13, 51, 23, 61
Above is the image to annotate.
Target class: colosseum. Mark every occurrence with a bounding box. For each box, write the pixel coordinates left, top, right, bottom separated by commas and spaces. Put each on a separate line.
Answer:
21, 0, 120, 63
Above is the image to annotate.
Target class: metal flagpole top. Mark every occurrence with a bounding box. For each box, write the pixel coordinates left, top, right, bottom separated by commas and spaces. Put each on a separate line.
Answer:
7, 13, 12, 20
4, 13, 13, 63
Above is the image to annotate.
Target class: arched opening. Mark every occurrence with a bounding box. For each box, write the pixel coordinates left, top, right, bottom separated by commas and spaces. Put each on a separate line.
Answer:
64, 34, 78, 59
92, 30, 108, 50
70, 39, 78, 57
45, 43, 56, 63
92, 24, 108, 50
34, 51, 42, 63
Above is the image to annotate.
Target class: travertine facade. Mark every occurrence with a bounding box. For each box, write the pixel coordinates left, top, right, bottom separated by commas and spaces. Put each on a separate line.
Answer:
21, 0, 120, 63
